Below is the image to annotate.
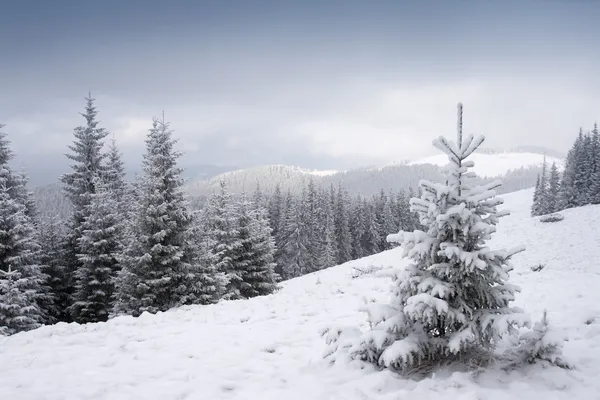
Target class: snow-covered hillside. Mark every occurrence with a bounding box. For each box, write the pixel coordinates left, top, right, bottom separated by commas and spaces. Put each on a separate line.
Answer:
410, 152, 564, 177
2, 189, 600, 400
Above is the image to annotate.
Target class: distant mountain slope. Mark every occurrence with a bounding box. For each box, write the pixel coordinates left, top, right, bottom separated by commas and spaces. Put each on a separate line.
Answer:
187, 148, 562, 197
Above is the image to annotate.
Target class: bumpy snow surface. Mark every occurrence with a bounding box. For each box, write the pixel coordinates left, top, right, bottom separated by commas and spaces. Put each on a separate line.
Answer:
409, 152, 564, 177
2, 189, 600, 400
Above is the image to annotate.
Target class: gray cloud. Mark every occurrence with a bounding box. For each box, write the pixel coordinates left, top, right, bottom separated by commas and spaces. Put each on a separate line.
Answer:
2, 2, 600, 185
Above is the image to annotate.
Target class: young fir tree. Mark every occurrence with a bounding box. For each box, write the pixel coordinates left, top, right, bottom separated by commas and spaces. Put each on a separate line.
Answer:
60, 95, 110, 318
330, 104, 530, 373
204, 180, 243, 300
113, 117, 198, 316
70, 179, 123, 323
590, 124, 600, 204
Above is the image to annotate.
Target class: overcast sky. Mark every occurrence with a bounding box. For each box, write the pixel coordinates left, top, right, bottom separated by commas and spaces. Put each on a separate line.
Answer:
1, 0, 599, 184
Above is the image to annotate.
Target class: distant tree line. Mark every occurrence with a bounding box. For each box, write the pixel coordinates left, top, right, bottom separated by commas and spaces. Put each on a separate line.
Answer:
531, 124, 600, 216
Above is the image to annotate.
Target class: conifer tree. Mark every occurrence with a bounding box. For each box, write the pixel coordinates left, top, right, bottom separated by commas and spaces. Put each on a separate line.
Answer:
60, 95, 110, 315
531, 175, 542, 216
113, 117, 198, 316
104, 138, 128, 213
335, 103, 530, 373
334, 182, 352, 264
590, 124, 600, 204
235, 194, 278, 298
204, 181, 243, 300
0, 267, 41, 335
188, 211, 221, 305
279, 188, 311, 279
38, 217, 69, 323
71, 179, 123, 323
547, 162, 560, 213
362, 199, 381, 255
350, 197, 366, 259
0, 126, 48, 334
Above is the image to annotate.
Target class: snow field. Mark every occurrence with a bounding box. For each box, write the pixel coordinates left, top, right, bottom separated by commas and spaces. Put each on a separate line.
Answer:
2, 188, 600, 400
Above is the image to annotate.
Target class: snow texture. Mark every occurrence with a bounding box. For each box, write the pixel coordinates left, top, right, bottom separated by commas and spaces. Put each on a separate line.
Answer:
1, 189, 600, 399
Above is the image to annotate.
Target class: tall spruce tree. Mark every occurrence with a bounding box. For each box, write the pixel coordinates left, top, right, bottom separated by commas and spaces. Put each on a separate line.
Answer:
113, 117, 198, 316
334, 103, 530, 373
60, 95, 109, 319
0, 127, 48, 334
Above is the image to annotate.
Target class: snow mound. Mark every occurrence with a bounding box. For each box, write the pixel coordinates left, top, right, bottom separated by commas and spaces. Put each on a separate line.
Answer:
2, 189, 600, 399
409, 152, 564, 177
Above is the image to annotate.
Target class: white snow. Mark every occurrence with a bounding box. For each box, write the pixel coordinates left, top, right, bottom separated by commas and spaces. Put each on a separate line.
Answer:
409, 152, 564, 177
2, 188, 600, 400
305, 169, 339, 177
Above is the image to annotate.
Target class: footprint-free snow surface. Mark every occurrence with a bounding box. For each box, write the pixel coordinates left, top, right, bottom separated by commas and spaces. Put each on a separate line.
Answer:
2, 189, 600, 400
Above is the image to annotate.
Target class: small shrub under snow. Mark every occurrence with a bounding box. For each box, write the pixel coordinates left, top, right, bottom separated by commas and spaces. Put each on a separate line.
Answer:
540, 214, 564, 223
531, 264, 546, 272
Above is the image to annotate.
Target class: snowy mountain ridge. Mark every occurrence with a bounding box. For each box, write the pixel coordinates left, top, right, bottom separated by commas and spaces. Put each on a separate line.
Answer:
187, 149, 560, 197
3, 188, 600, 399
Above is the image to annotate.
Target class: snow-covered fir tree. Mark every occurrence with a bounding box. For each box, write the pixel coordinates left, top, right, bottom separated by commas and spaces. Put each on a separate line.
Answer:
234, 193, 278, 298
0, 267, 40, 335
361, 199, 381, 255
591, 124, 600, 204
70, 179, 123, 323
279, 188, 311, 279
187, 210, 221, 305
327, 103, 531, 373
350, 197, 367, 260
316, 194, 338, 271
38, 217, 69, 323
104, 138, 129, 213
547, 162, 560, 213
531, 175, 542, 216
113, 117, 199, 316
0, 126, 49, 334
204, 180, 244, 300
334, 182, 352, 265
60, 95, 110, 319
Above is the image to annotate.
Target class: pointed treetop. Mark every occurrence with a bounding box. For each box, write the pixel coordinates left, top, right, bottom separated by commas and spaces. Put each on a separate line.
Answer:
457, 102, 463, 144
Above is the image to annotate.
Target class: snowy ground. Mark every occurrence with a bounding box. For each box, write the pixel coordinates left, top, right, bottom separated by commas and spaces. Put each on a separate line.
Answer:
2, 188, 600, 400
